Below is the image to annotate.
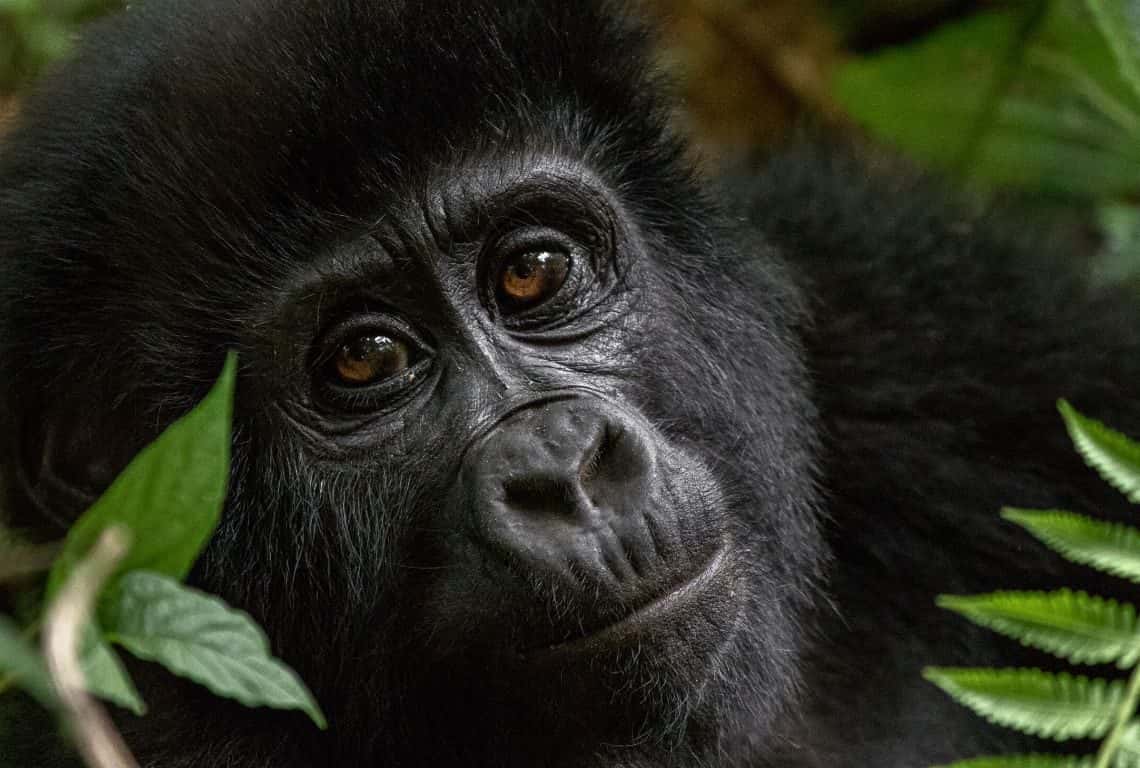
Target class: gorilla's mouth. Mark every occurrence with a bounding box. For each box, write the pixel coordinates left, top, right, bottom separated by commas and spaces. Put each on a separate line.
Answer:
528, 543, 734, 658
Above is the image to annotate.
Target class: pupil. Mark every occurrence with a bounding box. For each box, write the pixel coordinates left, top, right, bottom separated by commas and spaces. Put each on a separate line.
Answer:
355, 336, 391, 362
336, 334, 409, 384
499, 249, 570, 309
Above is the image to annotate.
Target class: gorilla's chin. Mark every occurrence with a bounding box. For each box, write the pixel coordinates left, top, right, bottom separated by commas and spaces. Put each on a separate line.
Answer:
477, 545, 750, 747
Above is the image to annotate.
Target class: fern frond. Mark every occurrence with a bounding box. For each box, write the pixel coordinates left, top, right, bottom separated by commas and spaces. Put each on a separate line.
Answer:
1003, 509, 1140, 583
1059, 401, 1140, 504
1113, 721, 1140, 768
932, 756, 1092, 768
923, 668, 1122, 740
938, 591, 1140, 668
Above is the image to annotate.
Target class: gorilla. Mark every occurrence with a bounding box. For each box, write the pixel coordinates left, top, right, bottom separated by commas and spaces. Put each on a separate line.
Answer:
0, 1, 1137, 766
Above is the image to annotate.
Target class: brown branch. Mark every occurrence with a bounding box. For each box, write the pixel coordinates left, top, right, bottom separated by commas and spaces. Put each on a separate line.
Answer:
42, 528, 140, 768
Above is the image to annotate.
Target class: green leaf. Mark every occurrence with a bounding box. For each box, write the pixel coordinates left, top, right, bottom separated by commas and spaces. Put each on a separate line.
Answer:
105, 571, 326, 729
46, 353, 237, 601
835, 10, 1020, 171
933, 757, 1093, 768
0, 615, 54, 708
1085, 0, 1140, 105
923, 667, 1121, 740
835, 4, 1140, 198
1116, 721, 1140, 768
938, 590, 1140, 667
80, 628, 145, 716
1059, 400, 1140, 503
1003, 509, 1140, 582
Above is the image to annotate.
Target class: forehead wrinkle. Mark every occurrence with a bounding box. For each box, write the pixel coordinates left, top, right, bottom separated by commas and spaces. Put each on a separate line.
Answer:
270, 235, 400, 329
266, 150, 625, 341
359, 150, 603, 258
425, 152, 610, 240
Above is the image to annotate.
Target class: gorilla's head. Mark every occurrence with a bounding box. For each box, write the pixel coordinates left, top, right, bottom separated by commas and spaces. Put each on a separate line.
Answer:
0, 1, 823, 764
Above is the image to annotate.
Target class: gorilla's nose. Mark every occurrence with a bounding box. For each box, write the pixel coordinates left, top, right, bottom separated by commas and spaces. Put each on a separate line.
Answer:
463, 397, 660, 587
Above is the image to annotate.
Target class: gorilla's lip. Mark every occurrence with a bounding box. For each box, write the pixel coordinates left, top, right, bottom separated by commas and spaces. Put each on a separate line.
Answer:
529, 544, 733, 657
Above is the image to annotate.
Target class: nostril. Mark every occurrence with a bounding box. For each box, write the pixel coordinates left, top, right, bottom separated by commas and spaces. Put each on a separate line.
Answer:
470, 404, 654, 535
581, 421, 649, 496
503, 476, 570, 516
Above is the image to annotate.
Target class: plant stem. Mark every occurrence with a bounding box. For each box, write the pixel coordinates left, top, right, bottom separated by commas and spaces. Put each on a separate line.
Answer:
42, 527, 140, 768
1094, 660, 1140, 768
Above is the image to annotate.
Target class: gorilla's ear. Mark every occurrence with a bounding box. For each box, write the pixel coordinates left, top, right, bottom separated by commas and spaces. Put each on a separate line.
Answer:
12, 401, 132, 530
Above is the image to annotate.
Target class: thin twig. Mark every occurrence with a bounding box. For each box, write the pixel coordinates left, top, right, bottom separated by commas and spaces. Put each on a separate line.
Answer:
42, 528, 140, 768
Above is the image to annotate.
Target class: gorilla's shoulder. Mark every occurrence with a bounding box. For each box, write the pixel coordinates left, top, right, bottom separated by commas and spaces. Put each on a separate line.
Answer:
727, 141, 1139, 430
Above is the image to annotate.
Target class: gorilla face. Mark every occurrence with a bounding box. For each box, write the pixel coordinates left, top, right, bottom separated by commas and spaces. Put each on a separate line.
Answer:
202, 153, 823, 765
0, 1, 823, 765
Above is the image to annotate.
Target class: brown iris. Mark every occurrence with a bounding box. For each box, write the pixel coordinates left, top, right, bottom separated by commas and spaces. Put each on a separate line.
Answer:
334, 334, 410, 385
498, 249, 570, 310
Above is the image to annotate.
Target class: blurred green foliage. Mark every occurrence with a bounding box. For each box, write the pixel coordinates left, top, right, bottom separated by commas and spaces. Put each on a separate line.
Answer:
835, 0, 1140, 282
836, 1, 1140, 199
0, 0, 120, 91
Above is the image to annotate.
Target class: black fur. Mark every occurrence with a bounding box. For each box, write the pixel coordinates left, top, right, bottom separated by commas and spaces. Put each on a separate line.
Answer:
0, 2, 1136, 767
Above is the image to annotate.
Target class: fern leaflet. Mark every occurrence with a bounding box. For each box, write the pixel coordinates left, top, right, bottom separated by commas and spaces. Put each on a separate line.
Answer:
923, 668, 1121, 740
935, 756, 1092, 768
1002, 510, 1140, 583
938, 591, 1140, 668
1059, 401, 1140, 504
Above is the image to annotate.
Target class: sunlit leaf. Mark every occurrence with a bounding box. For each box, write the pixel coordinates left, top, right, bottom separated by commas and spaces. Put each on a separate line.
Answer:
1059, 400, 1140, 503
1003, 509, 1140, 582
924, 668, 1120, 740
1115, 721, 1140, 768
939, 590, 1140, 667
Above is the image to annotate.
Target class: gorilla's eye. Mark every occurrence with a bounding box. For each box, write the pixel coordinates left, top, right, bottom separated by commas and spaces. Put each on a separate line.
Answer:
497, 249, 570, 311
333, 334, 411, 386
483, 224, 612, 333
